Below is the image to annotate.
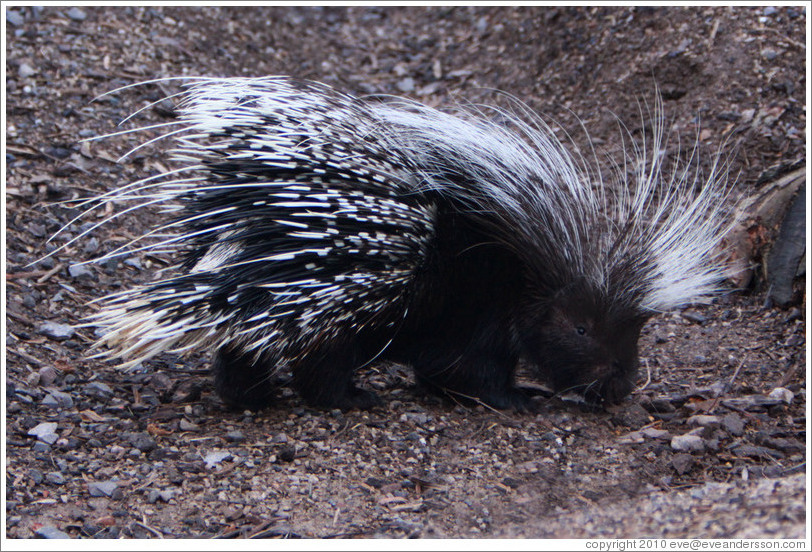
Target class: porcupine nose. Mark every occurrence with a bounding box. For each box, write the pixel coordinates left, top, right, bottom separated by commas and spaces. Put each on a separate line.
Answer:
597, 361, 635, 404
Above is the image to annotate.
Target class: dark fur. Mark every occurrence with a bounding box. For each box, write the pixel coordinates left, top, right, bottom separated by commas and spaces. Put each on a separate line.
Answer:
213, 199, 646, 410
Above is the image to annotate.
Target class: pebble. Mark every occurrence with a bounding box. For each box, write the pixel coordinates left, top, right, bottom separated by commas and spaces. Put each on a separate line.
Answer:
38, 321, 75, 341
84, 381, 114, 400
126, 432, 157, 453
203, 451, 232, 469
400, 412, 431, 425
686, 414, 721, 428
42, 389, 74, 409
768, 387, 794, 404
6, 10, 25, 26
28, 422, 59, 444
88, 480, 119, 498
147, 489, 175, 503
397, 77, 415, 93
721, 413, 745, 436
68, 263, 94, 280
32, 442, 52, 453
65, 7, 86, 21
761, 48, 779, 61
83, 237, 99, 255
640, 427, 671, 440
35, 526, 71, 539
278, 445, 297, 463
38, 366, 59, 386
671, 453, 694, 475
670, 433, 705, 452
18, 63, 37, 78
225, 430, 245, 443
123, 257, 143, 269
179, 419, 200, 432
45, 471, 66, 485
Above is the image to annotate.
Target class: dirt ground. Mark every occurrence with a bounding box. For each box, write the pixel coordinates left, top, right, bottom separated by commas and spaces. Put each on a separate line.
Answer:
4, 5, 807, 541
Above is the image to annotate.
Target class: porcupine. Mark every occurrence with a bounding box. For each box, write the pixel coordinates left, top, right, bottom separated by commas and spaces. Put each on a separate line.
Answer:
66, 76, 731, 411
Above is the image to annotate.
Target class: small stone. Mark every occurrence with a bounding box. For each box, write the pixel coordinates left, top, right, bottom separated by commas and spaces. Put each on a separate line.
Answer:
65, 7, 86, 21
42, 389, 74, 409
640, 427, 671, 440
88, 480, 119, 497
179, 419, 200, 432
686, 414, 721, 428
38, 366, 59, 386
681, 311, 706, 324
68, 264, 94, 280
225, 430, 245, 443
732, 445, 784, 460
123, 257, 143, 269
19, 63, 37, 78
6, 10, 25, 26
768, 387, 794, 404
46, 471, 66, 485
32, 442, 52, 453
616, 430, 644, 444
35, 526, 71, 539
127, 433, 157, 453
84, 381, 114, 400
203, 451, 232, 469
38, 321, 75, 341
397, 77, 415, 93
83, 237, 99, 255
721, 413, 745, 436
670, 433, 705, 452
278, 445, 297, 463
671, 453, 694, 475
28, 422, 59, 444
761, 48, 779, 61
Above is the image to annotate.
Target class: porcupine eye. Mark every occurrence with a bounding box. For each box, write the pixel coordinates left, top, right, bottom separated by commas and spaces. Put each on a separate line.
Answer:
575, 325, 587, 336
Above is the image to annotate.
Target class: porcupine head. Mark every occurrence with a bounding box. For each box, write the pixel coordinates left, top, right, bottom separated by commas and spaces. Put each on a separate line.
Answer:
508, 134, 729, 407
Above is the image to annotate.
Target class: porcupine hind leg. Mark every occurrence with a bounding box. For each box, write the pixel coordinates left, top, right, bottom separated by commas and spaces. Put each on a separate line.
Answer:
290, 342, 383, 410
212, 346, 277, 410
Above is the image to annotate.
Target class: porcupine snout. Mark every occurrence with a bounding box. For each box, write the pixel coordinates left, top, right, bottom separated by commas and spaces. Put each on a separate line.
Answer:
583, 357, 640, 406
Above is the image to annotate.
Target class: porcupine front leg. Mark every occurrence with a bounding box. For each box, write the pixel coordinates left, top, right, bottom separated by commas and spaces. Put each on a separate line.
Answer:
404, 221, 533, 410
410, 318, 532, 411
212, 346, 277, 410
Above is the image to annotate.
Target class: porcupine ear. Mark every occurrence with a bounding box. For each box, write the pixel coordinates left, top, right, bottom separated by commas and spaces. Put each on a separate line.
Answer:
600, 99, 734, 316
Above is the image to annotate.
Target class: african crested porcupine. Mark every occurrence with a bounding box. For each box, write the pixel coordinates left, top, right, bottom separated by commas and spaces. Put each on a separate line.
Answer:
64, 76, 732, 411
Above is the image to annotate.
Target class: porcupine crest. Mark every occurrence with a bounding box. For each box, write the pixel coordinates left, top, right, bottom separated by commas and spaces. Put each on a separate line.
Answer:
66, 76, 731, 408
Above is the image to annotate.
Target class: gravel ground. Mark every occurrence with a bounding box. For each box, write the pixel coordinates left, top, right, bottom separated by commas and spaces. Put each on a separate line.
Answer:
5, 5, 807, 541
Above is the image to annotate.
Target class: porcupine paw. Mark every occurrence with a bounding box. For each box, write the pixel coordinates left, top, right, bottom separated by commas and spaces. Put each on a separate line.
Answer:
331, 386, 383, 410
297, 383, 382, 411
481, 386, 540, 412
212, 347, 276, 411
